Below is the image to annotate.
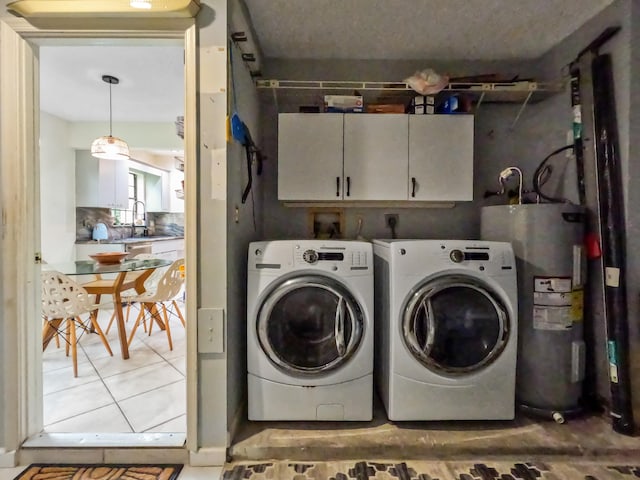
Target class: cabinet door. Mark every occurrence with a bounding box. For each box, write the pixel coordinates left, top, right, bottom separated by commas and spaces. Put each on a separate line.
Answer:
113, 160, 130, 209
409, 115, 474, 201
161, 171, 171, 211
98, 159, 117, 208
99, 159, 129, 209
145, 173, 163, 211
76, 151, 100, 207
344, 114, 408, 200
278, 114, 344, 200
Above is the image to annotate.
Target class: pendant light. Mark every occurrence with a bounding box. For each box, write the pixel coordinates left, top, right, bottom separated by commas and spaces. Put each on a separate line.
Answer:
91, 75, 130, 161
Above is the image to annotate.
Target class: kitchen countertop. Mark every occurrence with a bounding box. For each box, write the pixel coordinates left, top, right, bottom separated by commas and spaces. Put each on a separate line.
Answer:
76, 236, 184, 245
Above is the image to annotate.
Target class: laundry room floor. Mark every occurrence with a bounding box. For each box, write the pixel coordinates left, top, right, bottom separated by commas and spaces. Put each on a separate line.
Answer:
229, 401, 640, 462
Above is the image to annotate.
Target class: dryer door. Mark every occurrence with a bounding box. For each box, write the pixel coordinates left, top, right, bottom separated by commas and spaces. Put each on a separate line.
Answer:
402, 275, 510, 375
257, 275, 365, 376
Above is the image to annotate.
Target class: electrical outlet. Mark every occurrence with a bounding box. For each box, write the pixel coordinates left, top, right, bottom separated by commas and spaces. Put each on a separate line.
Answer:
385, 214, 399, 228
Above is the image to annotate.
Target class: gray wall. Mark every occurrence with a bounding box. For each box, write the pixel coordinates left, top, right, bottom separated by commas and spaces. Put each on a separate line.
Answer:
259, 58, 546, 243
533, 0, 638, 418
226, 40, 263, 440
257, 0, 640, 427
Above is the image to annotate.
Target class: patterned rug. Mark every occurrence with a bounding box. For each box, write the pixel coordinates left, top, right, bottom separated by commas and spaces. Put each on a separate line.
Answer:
14, 464, 183, 480
222, 460, 640, 480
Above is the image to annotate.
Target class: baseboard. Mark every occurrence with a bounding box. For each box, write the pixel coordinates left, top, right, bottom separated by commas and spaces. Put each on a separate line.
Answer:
0, 449, 17, 468
189, 447, 226, 466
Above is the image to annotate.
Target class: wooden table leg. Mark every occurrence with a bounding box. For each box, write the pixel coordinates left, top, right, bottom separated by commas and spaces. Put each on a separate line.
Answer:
112, 273, 130, 359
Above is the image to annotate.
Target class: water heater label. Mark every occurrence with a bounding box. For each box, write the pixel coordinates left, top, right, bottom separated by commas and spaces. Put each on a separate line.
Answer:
534, 276, 572, 293
533, 306, 573, 330
533, 276, 574, 330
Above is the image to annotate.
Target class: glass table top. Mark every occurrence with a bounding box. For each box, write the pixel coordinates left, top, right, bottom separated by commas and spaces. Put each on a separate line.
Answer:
43, 258, 172, 275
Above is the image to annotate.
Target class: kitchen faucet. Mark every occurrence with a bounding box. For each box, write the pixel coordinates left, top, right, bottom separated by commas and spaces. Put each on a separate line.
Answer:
131, 200, 147, 237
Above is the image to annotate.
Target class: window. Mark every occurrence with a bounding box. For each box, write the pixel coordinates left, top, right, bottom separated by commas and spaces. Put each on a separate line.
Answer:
111, 172, 137, 225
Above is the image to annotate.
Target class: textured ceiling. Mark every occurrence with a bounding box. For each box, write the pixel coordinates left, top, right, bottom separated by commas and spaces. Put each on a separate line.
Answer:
40, 44, 184, 123
244, 0, 614, 60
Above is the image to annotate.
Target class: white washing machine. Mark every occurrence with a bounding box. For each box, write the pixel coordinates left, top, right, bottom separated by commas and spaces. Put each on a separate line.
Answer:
373, 239, 518, 421
247, 240, 374, 421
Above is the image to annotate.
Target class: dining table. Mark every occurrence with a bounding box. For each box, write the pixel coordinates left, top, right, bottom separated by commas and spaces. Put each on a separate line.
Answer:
42, 257, 172, 359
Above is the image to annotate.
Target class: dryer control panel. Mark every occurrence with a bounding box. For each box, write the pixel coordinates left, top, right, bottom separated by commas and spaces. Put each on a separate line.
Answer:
294, 243, 370, 273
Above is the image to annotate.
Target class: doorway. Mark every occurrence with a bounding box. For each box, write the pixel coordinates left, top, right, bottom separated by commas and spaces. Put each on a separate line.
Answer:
0, 19, 199, 457
38, 41, 187, 441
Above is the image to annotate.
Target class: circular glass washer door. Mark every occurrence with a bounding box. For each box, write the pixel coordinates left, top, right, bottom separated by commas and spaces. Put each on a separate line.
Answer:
402, 275, 510, 375
257, 275, 365, 376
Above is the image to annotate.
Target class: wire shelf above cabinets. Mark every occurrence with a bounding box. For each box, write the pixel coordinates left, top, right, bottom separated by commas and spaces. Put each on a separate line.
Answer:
256, 79, 564, 129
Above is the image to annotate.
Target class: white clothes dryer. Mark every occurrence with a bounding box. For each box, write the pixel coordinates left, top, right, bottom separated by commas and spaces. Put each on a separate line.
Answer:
247, 240, 374, 421
373, 239, 518, 421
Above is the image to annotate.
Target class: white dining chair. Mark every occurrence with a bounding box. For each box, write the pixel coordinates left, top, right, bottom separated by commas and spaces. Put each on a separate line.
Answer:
126, 258, 186, 350
103, 253, 169, 335
41, 270, 113, 377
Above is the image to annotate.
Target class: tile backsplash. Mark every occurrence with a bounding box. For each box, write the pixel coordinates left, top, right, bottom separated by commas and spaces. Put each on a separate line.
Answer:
76, 207, 184, 241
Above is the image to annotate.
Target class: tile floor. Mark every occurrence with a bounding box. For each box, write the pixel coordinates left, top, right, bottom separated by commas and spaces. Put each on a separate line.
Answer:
42, 302, 186, 434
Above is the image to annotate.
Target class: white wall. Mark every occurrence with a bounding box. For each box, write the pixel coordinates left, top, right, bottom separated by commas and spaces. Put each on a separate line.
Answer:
195, 0, 230, 455
40, 112, 76, 263
69, 121, 183, 151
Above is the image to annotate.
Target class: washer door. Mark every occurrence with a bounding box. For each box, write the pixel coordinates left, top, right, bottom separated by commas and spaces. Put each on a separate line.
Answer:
257, 275, 364, 376
402, 275, 510, 375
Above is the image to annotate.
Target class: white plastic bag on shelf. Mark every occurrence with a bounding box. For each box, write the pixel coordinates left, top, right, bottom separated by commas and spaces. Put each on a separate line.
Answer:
404, 69, 449, 95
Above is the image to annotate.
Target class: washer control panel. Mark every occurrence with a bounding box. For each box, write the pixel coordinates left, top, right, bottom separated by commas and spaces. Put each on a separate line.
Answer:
294, 244, 369, 271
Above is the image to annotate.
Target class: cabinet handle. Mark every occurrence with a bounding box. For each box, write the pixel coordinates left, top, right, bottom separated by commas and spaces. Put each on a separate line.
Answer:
411, 177, 417, 198
346, 176, 351, 197
336, 177, 340, 197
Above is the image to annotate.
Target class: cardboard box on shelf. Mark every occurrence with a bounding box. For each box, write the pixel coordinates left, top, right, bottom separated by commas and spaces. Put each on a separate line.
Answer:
366, 104, 406, 114
324, 95, 364, 113
410, 95, 435, 114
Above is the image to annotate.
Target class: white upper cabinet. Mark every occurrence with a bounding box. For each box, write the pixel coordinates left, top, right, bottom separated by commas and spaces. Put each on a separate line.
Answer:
145, 171, 171, 212
409, 115, 474, 201
99, 158, 129, 209
277, 113, 474, 202
76, 151, 129, 209
343, 114, 408, 200
278, 114, 344, 201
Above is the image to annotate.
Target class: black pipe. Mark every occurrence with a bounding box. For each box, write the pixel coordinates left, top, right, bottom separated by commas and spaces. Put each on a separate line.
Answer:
570, 65, 586, 205
591, 53, 634, 435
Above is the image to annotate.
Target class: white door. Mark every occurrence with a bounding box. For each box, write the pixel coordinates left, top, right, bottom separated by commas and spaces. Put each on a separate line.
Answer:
344, 114, 408, 200
409, 115, 474, 201
278, 113, 344, 200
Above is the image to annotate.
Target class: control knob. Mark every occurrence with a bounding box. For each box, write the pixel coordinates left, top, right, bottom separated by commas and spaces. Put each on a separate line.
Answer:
303, 249, 318, 264
449, 249, 465, 263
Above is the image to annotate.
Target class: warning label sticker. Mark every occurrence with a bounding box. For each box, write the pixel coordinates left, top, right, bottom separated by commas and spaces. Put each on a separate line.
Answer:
534, 277, 572, 293
533, 276, 574, 330
533, 306, 573, 330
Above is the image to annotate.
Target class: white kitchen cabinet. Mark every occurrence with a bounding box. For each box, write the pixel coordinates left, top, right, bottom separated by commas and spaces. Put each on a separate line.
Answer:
145, 171, 171, 212
99, 158, 129, 209
151, 239, 185, 261
409, 115, 474, 201
76, 151, 129, 209
344, 114, 408, 200
278, 113, 344, 201
278, 113, 473, 202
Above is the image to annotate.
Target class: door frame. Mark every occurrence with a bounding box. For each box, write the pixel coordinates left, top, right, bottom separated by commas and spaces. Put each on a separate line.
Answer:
0, 15, 199, 462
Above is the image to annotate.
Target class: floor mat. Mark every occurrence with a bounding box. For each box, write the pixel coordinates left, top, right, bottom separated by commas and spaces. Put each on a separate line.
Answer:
14, 464, 183, 480
222, 460, 640, 480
